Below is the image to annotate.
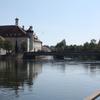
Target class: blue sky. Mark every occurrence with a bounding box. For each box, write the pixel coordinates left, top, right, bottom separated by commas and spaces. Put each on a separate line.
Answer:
0, 0, 100, 46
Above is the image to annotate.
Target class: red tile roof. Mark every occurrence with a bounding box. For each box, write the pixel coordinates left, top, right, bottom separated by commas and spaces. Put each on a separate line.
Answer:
0, 25, 27, 37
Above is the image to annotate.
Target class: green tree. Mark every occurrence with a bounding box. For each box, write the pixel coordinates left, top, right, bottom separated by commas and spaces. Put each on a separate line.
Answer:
83, 42, 90, 51
0, 36, 5, 48
96, 40, 100, 52
3, 40, 13, 53
90, 39, 96, 44
55, 39, 66, 51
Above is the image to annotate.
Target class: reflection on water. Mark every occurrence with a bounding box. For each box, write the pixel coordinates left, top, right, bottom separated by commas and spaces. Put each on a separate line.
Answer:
82, 62, 100, 77
0, 60, 100, 100
0, 60, 42, 99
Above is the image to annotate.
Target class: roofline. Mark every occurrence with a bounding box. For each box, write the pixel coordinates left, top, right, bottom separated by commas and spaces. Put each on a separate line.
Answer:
34, 40, 42, 43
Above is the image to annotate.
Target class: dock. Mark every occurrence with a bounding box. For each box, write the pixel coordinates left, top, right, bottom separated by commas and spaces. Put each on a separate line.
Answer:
85, 90, 100, 100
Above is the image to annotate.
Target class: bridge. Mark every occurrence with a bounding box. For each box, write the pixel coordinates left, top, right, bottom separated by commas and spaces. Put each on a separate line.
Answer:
23, 51, 100, 59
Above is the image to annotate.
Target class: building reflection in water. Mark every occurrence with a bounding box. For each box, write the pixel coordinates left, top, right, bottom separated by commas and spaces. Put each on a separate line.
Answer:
0, 60, 42, 96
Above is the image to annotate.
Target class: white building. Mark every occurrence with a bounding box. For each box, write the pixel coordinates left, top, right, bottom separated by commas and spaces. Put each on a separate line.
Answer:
26, 26, 42, 52
0, 18, 42, 53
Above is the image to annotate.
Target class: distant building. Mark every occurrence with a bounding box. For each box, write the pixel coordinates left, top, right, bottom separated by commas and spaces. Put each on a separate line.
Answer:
42, 45, 51, 52
0, 18, 42, 53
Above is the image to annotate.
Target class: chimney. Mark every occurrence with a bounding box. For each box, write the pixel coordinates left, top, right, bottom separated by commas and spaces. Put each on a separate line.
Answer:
29, 26, 33, 31
22, 25, 24, 30
15, 18, 19, 26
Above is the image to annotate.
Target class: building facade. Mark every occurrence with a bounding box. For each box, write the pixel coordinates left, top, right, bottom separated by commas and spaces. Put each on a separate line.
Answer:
0, 18, 42, 54
26, 27, 42, 52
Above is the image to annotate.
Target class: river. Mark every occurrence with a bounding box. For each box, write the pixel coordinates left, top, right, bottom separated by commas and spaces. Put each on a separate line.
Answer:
0, 59, 100, 100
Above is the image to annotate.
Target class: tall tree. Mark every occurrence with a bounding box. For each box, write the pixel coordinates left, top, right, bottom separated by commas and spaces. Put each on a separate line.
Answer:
55, 39, 66, 51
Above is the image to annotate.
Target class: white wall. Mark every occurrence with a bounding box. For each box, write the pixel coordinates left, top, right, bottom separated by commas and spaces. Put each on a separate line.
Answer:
0, 48, 6, 55
33, 42, 42, 52
4, 37, 42, 52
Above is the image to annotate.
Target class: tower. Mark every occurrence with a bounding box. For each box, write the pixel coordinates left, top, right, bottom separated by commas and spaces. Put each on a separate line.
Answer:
15, 18, 19, 26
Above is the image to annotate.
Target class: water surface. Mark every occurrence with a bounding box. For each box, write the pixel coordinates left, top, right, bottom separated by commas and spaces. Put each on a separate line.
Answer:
0, 60, 100, 100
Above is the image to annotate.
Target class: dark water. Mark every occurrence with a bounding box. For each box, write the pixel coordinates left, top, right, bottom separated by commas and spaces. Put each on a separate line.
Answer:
0, 60, 100, 100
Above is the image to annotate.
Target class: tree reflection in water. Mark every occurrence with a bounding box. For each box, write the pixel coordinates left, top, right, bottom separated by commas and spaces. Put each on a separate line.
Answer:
83, 62, 100, 77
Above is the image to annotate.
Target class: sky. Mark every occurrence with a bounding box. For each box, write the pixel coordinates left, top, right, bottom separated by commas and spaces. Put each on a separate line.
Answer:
0, 0, 100, 46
